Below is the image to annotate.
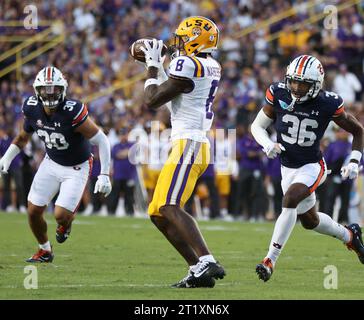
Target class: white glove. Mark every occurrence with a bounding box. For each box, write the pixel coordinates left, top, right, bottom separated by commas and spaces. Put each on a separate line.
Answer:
263, 143, 286, 159
140, 39, 164, 69
0, 157, 11, 174
341, 162, 360, 180
0, 144, 21, 174
94, 175, 112, 197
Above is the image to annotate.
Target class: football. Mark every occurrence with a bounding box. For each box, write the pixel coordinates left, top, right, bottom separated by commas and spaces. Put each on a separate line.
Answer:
129, 38, 168, 63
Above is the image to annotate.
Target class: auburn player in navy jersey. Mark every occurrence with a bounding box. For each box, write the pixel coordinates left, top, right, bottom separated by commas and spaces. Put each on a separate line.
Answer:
0, 67, 112, 262
251, 55, 364, 282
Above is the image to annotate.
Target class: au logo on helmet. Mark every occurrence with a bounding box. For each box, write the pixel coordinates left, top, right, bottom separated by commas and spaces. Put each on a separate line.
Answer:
173, 16, 219, 57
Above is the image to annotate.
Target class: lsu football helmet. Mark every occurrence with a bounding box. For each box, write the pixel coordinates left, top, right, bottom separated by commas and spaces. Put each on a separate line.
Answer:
285, 55, 324, 103
173, 16, 219, 57
33, 66, 68, 110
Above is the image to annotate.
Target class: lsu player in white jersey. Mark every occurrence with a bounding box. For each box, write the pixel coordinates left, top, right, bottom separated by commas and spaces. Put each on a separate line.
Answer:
139, 16, 225, 288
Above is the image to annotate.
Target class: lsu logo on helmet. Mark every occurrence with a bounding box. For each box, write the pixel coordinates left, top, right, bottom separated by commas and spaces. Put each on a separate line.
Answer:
173, 16, 219, 57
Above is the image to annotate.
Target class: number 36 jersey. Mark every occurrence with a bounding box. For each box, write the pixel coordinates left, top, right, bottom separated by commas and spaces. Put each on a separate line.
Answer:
266, 83, 344, 168
168, 55, 221, 143
22, 96, 91, 166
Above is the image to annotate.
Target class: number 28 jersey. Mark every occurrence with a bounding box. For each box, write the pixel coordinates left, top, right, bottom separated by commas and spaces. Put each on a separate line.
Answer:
22, 96, 91, 166
266, 83, 344, 168
168, 55, 221, 143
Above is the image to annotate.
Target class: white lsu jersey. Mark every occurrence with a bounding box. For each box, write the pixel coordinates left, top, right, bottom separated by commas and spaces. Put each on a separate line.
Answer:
168, 55, 221, 143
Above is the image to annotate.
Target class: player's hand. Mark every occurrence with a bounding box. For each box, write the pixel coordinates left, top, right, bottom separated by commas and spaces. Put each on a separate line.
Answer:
0, 157, 11, 175
263, 143, 285, 159
94, 174, 112, 197
341, 162, 361, 180
140, 39, 164, 69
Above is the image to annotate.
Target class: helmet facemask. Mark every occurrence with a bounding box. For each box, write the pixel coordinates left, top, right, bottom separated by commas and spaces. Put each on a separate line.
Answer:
171, 34, 187, 59
285, 76, 319, 103
35, 85, 65, 110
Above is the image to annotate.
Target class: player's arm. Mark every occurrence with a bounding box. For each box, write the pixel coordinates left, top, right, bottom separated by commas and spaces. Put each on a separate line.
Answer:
333, 110, 364, 179
141, 39, 193, 109
144, 66, 193, 109
0, 100, 34, 174
0, 129, 32, 174
251, 103, 283, 159
333, 111, 364, 157
75, 117, 112, 196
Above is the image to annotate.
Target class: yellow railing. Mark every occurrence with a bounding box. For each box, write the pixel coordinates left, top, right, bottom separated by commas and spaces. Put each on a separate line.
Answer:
266, 0, 361, 42
0, 20, 58, 27
0, 20, 65, 80
232, 0, 324, 39
0, 34, 65, 80
83, 72, 146, 104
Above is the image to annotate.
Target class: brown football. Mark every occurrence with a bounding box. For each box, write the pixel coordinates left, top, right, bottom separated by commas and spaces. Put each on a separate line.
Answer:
129, 38, 168, 63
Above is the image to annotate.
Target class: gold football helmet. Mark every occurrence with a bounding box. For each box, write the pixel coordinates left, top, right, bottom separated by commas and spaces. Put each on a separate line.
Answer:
173, 16, 219, 56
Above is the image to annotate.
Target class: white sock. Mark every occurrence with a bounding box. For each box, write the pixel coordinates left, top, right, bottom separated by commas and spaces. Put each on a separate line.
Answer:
221, 208, 228, 217
266, 208, 297, 266
199, 254, 216, 263
39, 241, 51, 252
313, 212, 351, 243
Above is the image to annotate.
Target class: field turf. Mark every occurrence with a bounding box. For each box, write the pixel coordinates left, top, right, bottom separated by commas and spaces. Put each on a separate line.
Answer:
0, 212, 363, 300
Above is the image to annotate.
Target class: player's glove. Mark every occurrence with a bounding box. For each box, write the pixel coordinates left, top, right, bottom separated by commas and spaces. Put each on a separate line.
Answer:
263, 143, 285, 159
0, 157, 11, 174
94, 174, 112, 197
341, 162, 360, 180
140, 39, 164, 69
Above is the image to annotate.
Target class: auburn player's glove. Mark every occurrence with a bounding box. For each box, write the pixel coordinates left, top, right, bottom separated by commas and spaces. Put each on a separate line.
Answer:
140, 39, 165, 69
263, 143, 285, 159
94, 174, 112, 197
341, 162, 361, 180
0, 144, 21, 174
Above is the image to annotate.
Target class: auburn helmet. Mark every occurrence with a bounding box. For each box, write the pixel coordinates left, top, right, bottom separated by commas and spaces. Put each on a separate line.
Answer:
285, 55, 324, 102
173, 16, 219, 57
33, 66, 68, 110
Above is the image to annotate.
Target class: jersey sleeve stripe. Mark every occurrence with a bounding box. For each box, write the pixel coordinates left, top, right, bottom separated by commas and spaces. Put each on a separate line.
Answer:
333, 105, 345, 116
72, 104, 88, 126
73, 103, 85, 120
185, 56, 199, 77
192, 57, 204, 77
265, 88, 274, 104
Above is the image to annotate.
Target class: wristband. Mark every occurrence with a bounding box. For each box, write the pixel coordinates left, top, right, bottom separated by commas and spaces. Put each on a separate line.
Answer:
144, 78, 159, 90
350, 150, 362, 163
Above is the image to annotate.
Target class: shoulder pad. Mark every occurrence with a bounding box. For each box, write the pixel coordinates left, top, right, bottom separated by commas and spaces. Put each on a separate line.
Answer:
22, 96, 39, 116
323, 91, 344, 117
169, 56, 203, 79
265, 83, 286, 105
62, 99, 89, 127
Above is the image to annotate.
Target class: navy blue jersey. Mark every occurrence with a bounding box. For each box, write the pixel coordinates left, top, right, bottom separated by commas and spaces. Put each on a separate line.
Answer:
22, 96, 91, 166
265, 82, 344, 168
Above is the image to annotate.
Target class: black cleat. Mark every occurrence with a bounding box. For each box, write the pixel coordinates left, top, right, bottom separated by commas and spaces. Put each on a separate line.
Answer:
256, 258, 273, 282
171, 270, 216, 288
56, 224, 71, 243
186, 261, 225, 288
26, 248, 54, 263
345, 224, 364, 264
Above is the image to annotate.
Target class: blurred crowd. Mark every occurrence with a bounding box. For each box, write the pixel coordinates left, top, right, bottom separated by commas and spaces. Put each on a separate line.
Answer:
0, 0, 364, 223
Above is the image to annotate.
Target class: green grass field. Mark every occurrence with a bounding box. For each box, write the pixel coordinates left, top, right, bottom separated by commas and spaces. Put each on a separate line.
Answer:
0, 212, 363, 300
